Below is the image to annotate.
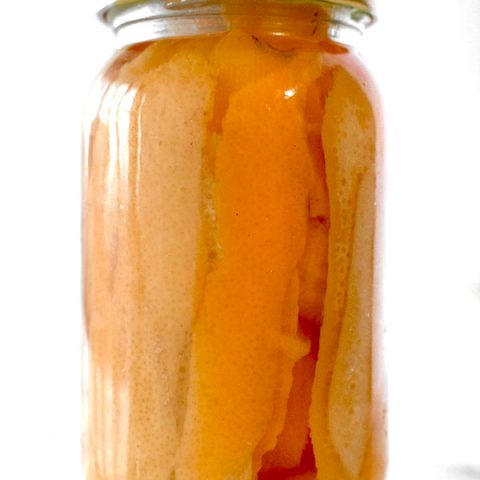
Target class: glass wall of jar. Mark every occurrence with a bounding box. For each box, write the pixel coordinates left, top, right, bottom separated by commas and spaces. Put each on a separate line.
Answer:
82, 1, 386, 479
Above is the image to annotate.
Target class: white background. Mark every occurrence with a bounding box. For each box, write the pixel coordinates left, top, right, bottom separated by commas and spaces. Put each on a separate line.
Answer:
0, 1, 479, 479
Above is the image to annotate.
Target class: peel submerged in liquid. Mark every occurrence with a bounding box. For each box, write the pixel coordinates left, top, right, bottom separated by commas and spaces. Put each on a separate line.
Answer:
84, 28, 386, 480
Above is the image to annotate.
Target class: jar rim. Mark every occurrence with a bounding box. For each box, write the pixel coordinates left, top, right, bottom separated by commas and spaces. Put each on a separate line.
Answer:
96, 0, 375, 21
96, 0, 375, 49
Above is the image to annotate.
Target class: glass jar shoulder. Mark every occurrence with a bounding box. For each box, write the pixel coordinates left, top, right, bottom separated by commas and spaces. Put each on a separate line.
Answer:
88, 33, 380, 130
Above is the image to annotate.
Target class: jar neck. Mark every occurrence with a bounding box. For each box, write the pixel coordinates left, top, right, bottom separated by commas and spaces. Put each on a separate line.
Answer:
98, 0, 374, 49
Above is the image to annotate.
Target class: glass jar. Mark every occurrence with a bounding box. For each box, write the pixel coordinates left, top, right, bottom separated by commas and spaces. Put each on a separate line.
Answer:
82, 1, 386, 479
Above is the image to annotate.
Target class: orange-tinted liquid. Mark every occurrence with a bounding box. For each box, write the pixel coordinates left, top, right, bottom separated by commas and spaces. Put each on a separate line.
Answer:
83, 15, 386, 480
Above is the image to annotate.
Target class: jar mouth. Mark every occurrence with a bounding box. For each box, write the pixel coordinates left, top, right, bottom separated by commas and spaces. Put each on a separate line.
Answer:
97, 0, 375, 48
